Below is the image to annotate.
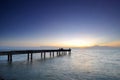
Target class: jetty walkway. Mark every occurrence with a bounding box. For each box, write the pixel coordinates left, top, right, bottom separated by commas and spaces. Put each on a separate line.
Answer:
0, 48, 71, 62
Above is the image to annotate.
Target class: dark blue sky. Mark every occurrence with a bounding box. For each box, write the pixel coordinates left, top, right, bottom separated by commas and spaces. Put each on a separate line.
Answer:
0, 0, 120, 47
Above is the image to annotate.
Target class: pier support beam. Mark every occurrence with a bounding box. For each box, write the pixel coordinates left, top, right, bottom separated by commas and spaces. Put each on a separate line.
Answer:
58, 51, 60, 56
63, 51, 65, 55
9, 53, 12, 62
41, 52, 43, 58
31, 53, 33, 60
69, 51, 71, 55
59, 51, 61, 55
62, 51, 64, 55
50, 52, 51, 57
44, 52, 46, 59
8, 54, 10, 61
57, 51, 58, 56
65, 51, 67, 55
53, 52, 54, 57
27, 53, 29, 61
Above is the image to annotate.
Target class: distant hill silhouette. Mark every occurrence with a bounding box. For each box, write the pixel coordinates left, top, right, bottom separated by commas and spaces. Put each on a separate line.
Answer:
85, 45, 120, 49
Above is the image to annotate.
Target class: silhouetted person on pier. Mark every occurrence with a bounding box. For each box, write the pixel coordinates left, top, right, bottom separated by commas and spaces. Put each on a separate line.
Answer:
59, 48, 63, 50
69, 48, 71, 51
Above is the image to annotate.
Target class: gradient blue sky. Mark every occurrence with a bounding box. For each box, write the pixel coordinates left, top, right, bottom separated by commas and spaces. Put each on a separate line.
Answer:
0, 0, 120, 47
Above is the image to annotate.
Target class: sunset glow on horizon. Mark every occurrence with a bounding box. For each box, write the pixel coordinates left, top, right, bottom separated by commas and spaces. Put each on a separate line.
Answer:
0, 0, 120, 48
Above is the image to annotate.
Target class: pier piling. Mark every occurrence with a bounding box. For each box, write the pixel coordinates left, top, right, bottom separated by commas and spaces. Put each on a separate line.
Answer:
41, 52, 42, 58
27, 53, 29, 61
44, 52, 46, 58
31, 53, 33, 60
53, 52, 54, 57
50, 52, 51, 57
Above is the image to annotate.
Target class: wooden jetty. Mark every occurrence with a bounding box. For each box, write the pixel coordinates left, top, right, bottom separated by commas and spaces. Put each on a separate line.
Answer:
0, 48, 71, 62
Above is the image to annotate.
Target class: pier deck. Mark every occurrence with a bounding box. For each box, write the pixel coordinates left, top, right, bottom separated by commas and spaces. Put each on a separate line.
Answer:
0, 48, 71, 62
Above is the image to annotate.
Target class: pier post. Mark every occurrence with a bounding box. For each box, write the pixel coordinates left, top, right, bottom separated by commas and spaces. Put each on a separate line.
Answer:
8, 54, 10, 61
31, 53, 33, 60
50, 52, 51, 57
27, 53, 29, 61
63, 51, 65, 55
62, 51, 63, 55
44, 52, 46, 59
57, 51, 58, 56
69, 51, 71, 55
58, 51, 60, 56
9, 53, 12, 62
53, 52, 54, 57
64, 51, 65, 55
41, 52, 43, 58
7, 52, 12, 62
60, 51, 61, 56
69, 48, 71, 55
65, 51, 67, 55
64, 51, 66, 55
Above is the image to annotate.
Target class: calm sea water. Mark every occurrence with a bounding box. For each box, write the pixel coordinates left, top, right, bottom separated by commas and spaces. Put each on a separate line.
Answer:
0, 48, 120, 80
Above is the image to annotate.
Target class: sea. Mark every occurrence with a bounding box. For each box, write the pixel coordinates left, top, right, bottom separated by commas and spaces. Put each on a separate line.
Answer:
0, 48, 120, 80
